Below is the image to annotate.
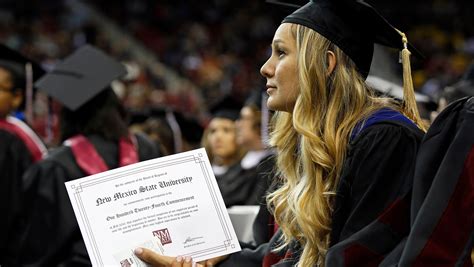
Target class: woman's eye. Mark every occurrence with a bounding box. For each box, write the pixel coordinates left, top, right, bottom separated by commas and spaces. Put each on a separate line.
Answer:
277, 49, 286, 58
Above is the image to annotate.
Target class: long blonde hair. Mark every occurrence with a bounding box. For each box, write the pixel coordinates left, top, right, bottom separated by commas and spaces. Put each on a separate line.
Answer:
266, 24, 422, 266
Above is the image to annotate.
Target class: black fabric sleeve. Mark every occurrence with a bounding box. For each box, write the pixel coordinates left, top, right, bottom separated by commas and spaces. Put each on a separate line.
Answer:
330, 123, 422, 245
217, 243, 269, 267
327, 123, 423, 267
252, 156, 277, 246
135, 132, 161, 160
14, 160, 90, 266
0, 131, 33, 264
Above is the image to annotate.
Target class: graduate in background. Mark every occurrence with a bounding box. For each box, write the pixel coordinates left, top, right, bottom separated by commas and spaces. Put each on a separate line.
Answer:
233, 91, 277, 246
0, 45, 47, 265
10, 45, 160, 266
128, 107, 204, 156
212, 90, 276, 207
202, 96, 246, 206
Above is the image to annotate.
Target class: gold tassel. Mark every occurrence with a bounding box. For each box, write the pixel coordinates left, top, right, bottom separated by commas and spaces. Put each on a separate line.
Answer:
395, 29, 427, 131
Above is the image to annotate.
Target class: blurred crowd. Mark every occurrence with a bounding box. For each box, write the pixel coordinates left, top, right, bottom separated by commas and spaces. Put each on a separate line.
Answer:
90, 0, 278, 103
89, 0, 474, 100
1, 0, 474, 145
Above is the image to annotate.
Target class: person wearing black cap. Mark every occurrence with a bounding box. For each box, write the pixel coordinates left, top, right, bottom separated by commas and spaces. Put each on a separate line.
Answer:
203, 98, 247, 206
0, 45, 47, 265
129, 108, 204, 156
10, 45, 160, 266
230, 91, 275, 208
207, 91, 275, 209
173, 111, 204, 153
133, 0, 428, 266
234, 91, 276, 245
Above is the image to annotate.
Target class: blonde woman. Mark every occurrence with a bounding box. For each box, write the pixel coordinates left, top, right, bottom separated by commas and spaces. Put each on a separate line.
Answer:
134, 1, 426, 266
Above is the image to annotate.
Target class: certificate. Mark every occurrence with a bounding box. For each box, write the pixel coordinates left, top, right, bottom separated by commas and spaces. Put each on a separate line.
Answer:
65, 148, 241, 266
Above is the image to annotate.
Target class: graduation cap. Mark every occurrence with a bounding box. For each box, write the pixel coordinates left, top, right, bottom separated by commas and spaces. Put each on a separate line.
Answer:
244, 90, 264, 110
266, 0, 306, 9
269, 0, 426, 130
0, 44, 46, 87
0, 45, 46, 123
278, 0, 422, 78
174, 111, 204, 145
145, 107, 204, 152
34, 44, 126, 111
366, 76, 430, 103
209, 95, 242, 121
244, 90, 272, 146
127, 108, 151, 125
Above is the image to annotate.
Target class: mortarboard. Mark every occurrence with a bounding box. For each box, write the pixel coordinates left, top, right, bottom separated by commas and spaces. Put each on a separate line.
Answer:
34, 44, 126, 111
173, 111, 204, 145
244, 90, 266, 110
146, 107, 204, 152
366, 75, 430, 103
209, 95, 242, 121
269, 0, 426, 130
280, 0, 422, 78
128, 108, 151, 125
212, 109, 240, 121
0, 44, 45, 85
0, 44, 46, 123
244, 90, 272, 146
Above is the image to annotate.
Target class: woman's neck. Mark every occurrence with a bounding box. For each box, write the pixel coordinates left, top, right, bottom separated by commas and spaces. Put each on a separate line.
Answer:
214, 156, 237, 167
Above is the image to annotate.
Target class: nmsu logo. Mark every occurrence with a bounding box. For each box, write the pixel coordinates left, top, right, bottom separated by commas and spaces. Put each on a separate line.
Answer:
153, 228, 172, 245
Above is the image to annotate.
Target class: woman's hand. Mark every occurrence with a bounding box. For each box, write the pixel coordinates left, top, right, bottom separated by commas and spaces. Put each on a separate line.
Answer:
134, 247, 228, 266
134, 247, 193, 266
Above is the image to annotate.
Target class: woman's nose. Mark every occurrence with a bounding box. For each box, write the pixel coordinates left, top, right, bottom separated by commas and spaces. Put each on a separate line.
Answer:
260, 57, 273, 78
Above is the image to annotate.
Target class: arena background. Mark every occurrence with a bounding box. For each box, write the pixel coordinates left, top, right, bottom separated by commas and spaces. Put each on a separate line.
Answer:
1, 0, 473, 146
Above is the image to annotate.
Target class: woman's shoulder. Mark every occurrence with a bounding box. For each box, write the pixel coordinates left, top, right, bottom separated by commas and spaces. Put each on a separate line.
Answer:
24, 145, 78, 181
0, 129, 30, 153
347, 122, 424, 165
43, 145, 74, 164
345, 118, 424, 170
353, 120, 424, 143
351, 108, 425, 146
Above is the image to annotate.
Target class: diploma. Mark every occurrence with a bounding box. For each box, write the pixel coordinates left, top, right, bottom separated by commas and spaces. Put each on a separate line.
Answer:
65, 148, 241, 266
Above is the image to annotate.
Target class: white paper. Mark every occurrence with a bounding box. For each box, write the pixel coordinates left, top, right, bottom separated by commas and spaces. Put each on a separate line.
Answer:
65, 148, 241, 266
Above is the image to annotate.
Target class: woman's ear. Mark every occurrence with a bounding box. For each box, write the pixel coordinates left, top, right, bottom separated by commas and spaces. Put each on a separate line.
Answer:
326, 51, 336, 76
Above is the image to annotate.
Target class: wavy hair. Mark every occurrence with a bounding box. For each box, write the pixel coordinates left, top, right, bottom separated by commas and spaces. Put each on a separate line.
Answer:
266, 24, 415, 266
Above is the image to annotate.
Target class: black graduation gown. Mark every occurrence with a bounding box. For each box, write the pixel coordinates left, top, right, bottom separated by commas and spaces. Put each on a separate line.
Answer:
0, 130, 34, 264
216, 153, 274, 208
395, 97, 474, 266
327, 98, 474, 267
219, 118, 423, 267
10, 133, 159, 267
326, 121, 423, 267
